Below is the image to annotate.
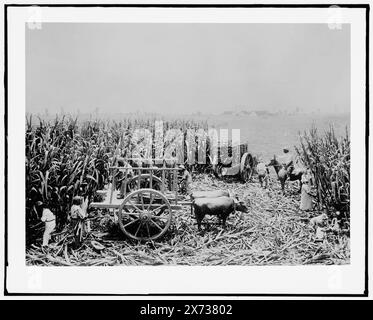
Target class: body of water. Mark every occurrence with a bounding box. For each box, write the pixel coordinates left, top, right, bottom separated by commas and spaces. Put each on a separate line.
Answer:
204, 113, 350, 161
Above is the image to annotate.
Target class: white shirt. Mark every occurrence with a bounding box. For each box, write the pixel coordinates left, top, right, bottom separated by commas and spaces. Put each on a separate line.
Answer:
70, 204, 86, 219
41, 208, 55, 222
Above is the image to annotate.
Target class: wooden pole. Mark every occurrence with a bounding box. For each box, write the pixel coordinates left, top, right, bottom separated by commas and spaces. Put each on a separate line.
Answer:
109, 168, 115, 204
123, 167, 128, 197
173, 167, 177, 204
162, 160, 166, 193
149, 167, 153, 189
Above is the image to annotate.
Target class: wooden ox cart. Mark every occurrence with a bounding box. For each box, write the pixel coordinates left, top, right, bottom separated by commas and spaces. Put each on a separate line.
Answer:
212, 143, 256, 182
89, 158, 191, 241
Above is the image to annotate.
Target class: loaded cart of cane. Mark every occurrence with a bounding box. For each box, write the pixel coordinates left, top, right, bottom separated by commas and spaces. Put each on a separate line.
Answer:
212, 143, 256, 182
89, 158, 191, 241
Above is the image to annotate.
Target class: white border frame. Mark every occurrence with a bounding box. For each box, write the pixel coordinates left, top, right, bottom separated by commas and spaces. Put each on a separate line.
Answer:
5, 5, 367, 295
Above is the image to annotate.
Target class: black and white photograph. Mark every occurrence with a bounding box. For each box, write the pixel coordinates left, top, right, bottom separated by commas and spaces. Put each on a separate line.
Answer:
3, 3, 369, 297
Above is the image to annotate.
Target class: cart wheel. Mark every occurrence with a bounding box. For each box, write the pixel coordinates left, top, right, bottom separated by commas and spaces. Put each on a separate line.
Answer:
117, 189, 172, 241
240, 153, 253, 182
127, 174, 165, 191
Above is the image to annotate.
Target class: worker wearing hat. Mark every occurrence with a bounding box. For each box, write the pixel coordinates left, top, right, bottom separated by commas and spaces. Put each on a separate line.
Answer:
37, 201, 56, 248
256, 158, 270, 189
300, 168, 314, 211
69, 196, 88, 231
178, 164, 192, 196
282, 146, 295, 174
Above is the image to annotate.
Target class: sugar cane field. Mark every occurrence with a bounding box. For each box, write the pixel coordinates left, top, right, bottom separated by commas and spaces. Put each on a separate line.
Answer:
25, 112, 350, 266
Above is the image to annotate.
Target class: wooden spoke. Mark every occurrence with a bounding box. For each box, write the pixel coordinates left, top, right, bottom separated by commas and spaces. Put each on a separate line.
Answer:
125, 212, 137, 220
150, 203, 167, 214
149, 219, 163, 231
123, 203, 136, 213
152, 215, 169, 221
134, 221, 142, 237
118, 189, 172, 241
140, 193, 146, 211
123, 218, 140, 228
128, 200, 143, 213
145, 222, 151, 238
147, 193, 154, 211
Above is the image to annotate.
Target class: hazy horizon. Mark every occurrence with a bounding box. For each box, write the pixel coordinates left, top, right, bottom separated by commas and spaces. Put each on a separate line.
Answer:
26, 23, 350, 115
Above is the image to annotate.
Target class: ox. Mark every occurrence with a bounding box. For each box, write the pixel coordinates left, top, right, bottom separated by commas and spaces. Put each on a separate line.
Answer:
192, 196, 249, 230
267, 155, 303, 194
190, 190, 230, 200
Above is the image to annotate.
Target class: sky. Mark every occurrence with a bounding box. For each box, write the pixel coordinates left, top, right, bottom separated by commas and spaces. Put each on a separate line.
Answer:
26, 23, 350, 115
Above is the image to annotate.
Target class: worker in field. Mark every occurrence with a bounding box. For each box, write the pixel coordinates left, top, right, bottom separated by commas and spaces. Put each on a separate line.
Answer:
178, 164, 192, 196
37, 201, 56, 248
300, 168, 315, 211
69, 196, 89, 232
256, 159, 270, 188
116, 158, 134, 200
281, 146, 295, 175
111, 148, 134, 200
